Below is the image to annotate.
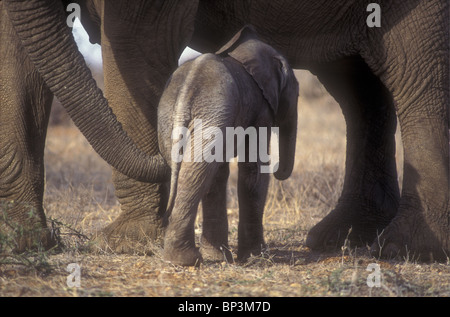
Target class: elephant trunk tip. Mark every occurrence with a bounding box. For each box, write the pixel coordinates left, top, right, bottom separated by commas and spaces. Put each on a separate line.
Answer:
274, 167, 292, 181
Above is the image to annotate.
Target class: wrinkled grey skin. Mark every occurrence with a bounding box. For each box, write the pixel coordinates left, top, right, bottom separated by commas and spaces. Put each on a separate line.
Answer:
1, 0, 448, 261
85, 0, 449, 261
157, 26, 299, 266
0, 0, 169, 251
79, 0, 199, 252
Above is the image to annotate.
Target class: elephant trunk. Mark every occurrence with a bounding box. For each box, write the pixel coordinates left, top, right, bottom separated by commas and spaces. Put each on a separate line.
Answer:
4, 0, 169, 182
274, 85, 298, 181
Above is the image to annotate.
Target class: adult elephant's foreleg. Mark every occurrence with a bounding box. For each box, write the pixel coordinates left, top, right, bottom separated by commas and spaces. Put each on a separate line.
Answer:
93, 1, 198, 254
0, 3, 54, 251
306, 57, 400, 250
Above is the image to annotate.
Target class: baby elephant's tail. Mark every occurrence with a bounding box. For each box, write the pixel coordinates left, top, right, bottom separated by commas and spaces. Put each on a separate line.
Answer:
166, 155, 181, 217
165, 88, 193, 218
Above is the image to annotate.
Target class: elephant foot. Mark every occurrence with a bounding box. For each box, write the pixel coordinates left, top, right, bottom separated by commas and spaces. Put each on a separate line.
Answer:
237, 243, 268, 263
1, 203, 56, 253
237, 223, 267, 262
14, 227, 56, 253
200, 218, 233, 263
370, 206, 450, 262
200, 238, 233, 263
163, 245, 203, 267
305, 199, 396, 251
92, 213, 163, 255
8, 225, 56, 254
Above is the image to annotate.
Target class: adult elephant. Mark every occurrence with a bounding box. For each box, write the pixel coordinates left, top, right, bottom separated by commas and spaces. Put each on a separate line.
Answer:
2, 0, 448, 261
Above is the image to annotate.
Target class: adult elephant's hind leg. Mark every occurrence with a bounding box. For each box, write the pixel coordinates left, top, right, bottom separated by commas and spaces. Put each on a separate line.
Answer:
306, 57, 400, 250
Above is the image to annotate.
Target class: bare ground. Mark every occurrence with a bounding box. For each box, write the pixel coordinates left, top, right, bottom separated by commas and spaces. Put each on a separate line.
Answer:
1, 71, 449, 297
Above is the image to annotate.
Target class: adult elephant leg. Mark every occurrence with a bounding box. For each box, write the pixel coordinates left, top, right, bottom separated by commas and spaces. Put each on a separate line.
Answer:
306, 57, 400, 250
200, 163, 232, 262
94, 1, 198, 254
0, 3, 54, 251
367, 1, 449, 261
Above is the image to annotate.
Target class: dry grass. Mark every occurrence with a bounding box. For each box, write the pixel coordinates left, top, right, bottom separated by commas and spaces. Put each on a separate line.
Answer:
1, 71, 449, 297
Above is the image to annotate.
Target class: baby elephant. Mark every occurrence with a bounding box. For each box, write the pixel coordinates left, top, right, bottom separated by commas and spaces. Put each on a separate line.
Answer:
158, 25, 299, 266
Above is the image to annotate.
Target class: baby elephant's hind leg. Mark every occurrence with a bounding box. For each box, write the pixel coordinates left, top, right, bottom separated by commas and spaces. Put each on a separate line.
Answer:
163, 162, 217, 266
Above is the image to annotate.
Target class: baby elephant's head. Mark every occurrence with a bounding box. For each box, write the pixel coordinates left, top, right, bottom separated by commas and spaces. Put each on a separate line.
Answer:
217, 25, 299, 180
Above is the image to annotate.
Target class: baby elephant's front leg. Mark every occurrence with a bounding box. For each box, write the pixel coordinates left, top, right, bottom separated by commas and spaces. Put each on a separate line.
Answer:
237, 162, 270, 262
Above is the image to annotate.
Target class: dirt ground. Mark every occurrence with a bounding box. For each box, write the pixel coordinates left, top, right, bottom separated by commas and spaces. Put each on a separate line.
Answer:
1, 71, 449, 298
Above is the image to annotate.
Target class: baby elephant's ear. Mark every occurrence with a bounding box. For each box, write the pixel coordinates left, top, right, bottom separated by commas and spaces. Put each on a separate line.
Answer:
216, 25, 258, 55
217, 25, 287, 114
